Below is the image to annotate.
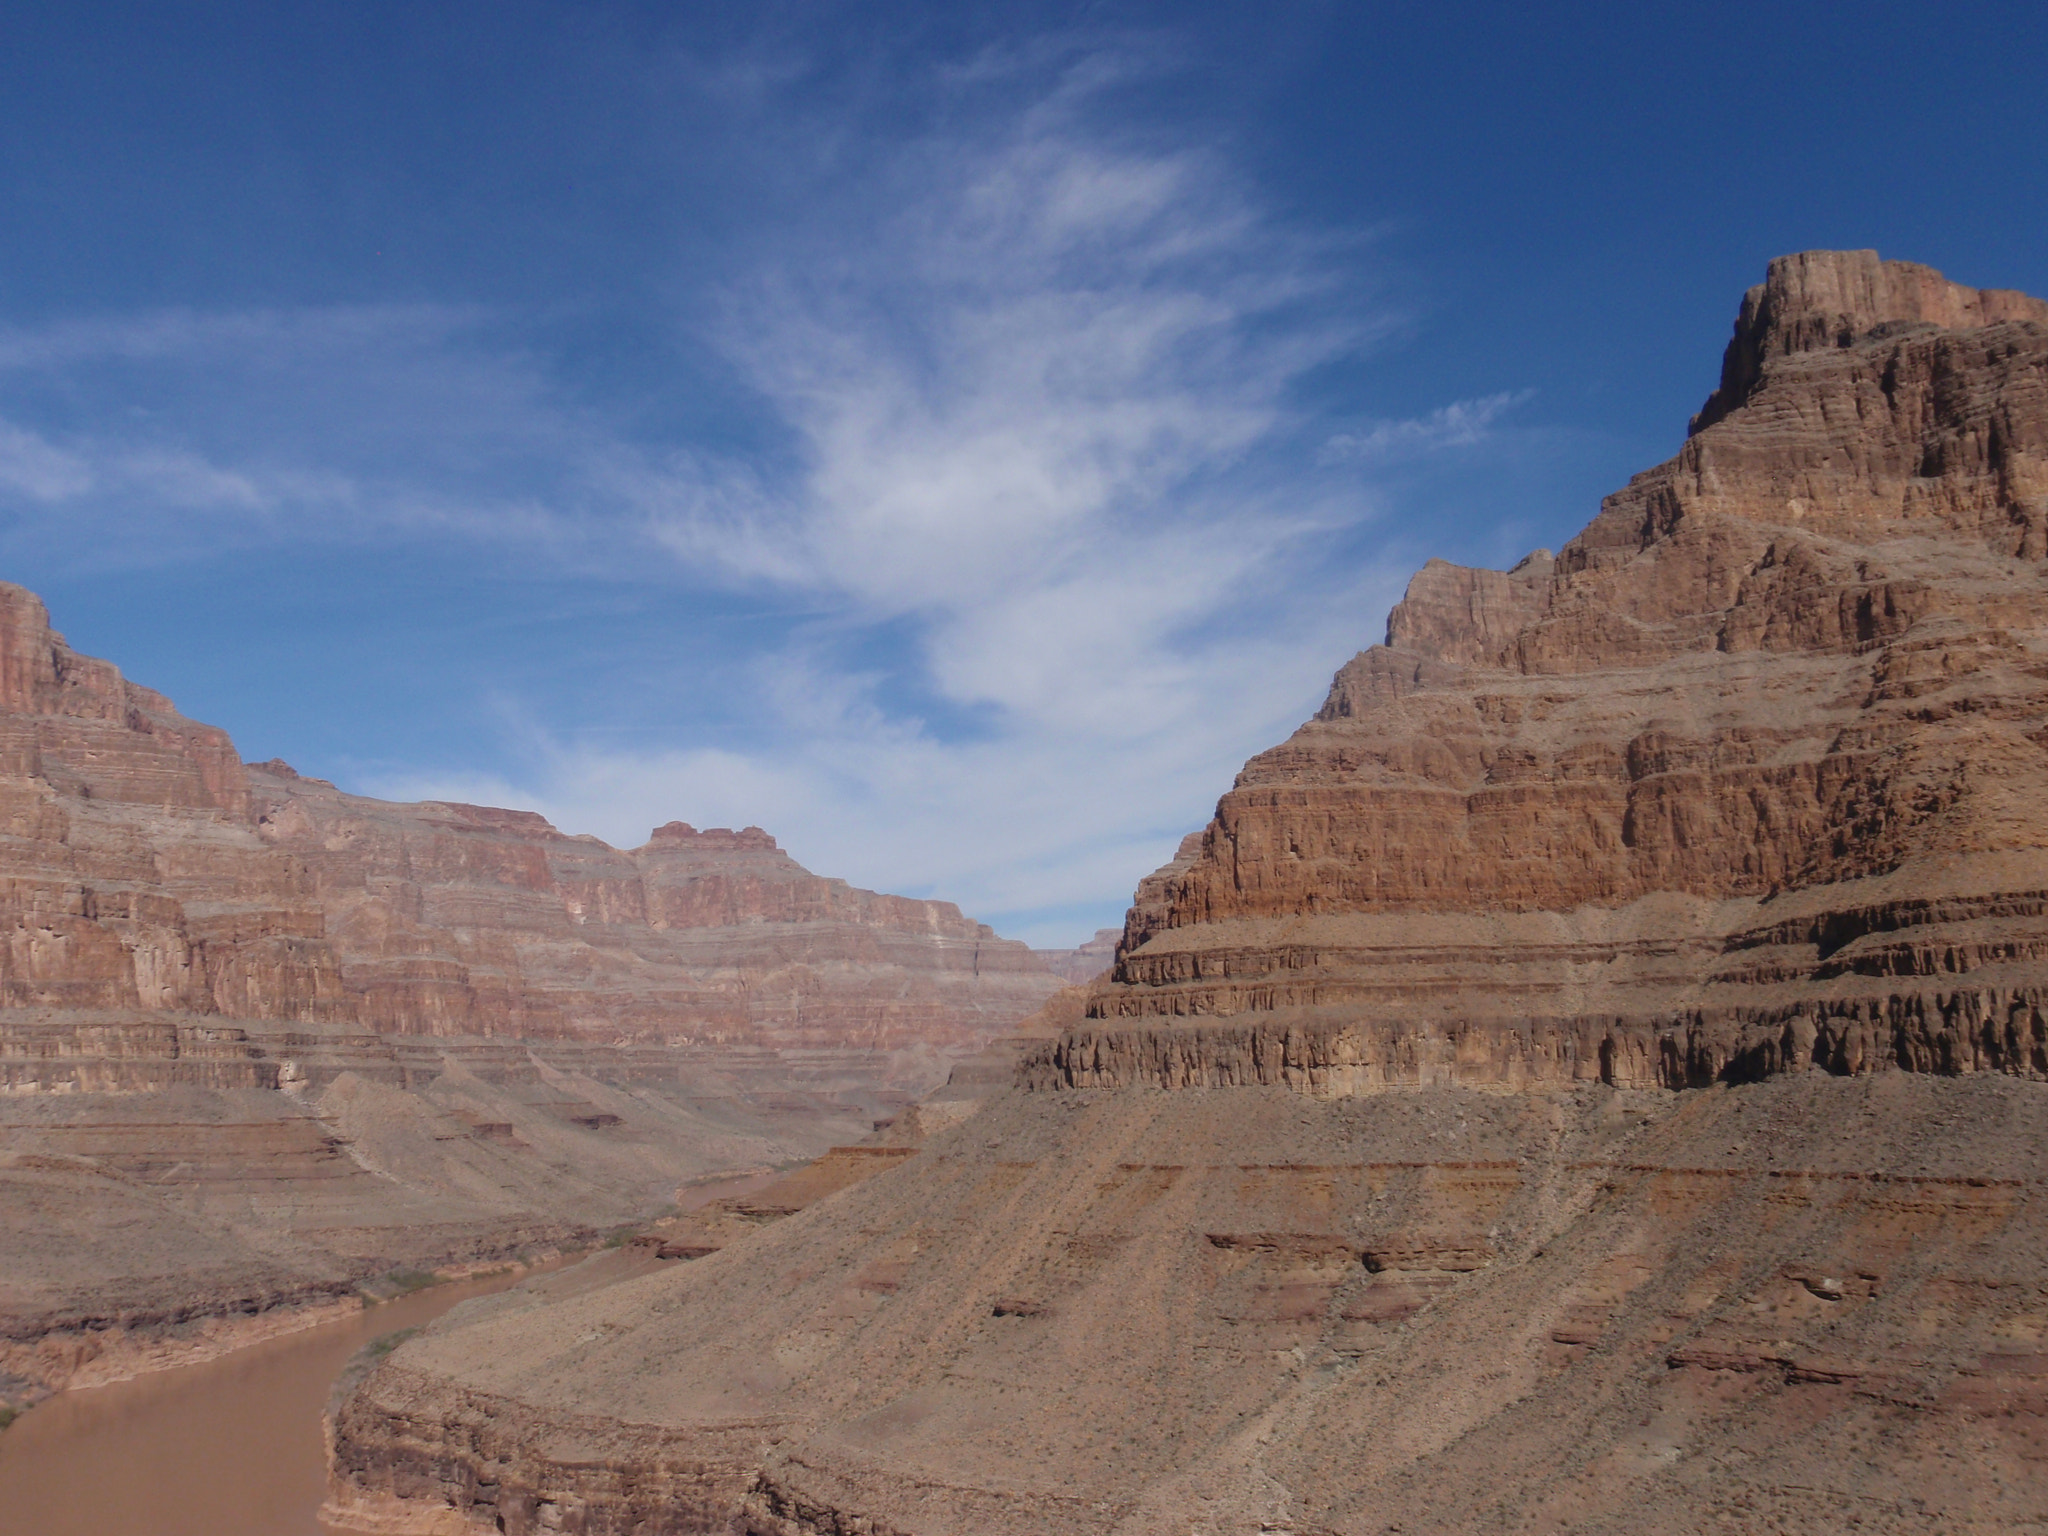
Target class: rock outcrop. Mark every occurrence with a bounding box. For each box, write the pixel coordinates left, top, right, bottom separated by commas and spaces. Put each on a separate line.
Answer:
0, 585, 1060, 1409
1073, 247, 2048, 1091
322, 254, 2048, 1536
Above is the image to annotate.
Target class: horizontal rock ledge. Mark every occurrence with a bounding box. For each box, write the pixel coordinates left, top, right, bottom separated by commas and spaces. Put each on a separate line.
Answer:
1023, 985, 2048, 1093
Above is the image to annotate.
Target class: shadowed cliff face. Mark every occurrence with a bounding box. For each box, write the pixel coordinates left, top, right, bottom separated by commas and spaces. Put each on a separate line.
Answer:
320, 254, 2048, 1536
1082, 248, 2048, 1091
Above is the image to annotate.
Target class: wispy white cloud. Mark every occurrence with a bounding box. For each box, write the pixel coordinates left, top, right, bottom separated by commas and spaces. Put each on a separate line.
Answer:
1320, 388, 1534, 465
0, 421, 94, 501
0, 303, 488, 374
0, 302, 588, 564
630, 57, 1372, 751
0, 44, 1505, 941
369, 57, 1420, 934
363, 575, 1406, 937
0, 415, 303, 513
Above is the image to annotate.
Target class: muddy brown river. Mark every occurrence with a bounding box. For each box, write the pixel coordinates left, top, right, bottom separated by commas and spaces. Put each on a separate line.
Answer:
0, 1266, 542, 1536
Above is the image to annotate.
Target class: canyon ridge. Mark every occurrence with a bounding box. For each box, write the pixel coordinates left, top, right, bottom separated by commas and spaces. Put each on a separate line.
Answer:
0, 597, 1063, 1409
324, 251, 2048, 1535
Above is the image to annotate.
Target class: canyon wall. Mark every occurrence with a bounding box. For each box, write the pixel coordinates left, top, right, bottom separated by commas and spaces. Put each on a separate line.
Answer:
0, 592, 1056, 1060
1065, 247, 2048, 1091
0, 586, 1060, 1409
322, 253, 2048, 1536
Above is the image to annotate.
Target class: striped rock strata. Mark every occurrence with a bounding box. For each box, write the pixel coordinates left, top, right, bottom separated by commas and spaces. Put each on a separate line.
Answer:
0, 590, 1055, 1055
1054, 247, 2048, 1093
323, 253, 2048, 1536
0, 584, 1058, 1409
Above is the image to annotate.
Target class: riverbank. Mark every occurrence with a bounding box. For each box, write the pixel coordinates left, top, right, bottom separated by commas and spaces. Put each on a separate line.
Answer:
0, 1064, 879, 1417
0, 1166, 794, 1418
0, 1222, 590, 1416
0, 1258, 575, 1536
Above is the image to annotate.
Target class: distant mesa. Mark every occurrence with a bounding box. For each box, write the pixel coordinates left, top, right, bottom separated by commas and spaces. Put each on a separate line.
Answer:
644, 819, 781, 852
1032, 926, 1121, 986
0, 588, 1059, 1055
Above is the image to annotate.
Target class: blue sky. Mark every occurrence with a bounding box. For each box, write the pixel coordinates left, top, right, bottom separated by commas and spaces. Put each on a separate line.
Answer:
3, 2, 2044, 945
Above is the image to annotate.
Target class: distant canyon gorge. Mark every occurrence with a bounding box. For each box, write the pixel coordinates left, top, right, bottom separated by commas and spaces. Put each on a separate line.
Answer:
7, 250, 2048, 1536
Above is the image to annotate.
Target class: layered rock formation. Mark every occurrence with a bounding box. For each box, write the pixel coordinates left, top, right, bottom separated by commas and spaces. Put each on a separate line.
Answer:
0, 593, 1054, 1056
323, 253, 2048, 1535
1067, 247, 2048, 1093
1032, 928, 1121, 986
0, 587, 1059, 1408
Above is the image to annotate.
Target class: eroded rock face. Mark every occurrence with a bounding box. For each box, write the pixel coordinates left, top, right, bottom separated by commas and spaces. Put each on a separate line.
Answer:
1080, 249, 2048, 1090
0, 584, 1059, 1408
321, 253, 2048, 1536
0, 593, 1055, 1054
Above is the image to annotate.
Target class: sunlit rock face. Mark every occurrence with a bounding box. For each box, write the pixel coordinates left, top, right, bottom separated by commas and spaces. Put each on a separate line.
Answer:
0, 579, 1060, 1412
0, 583, 1057, 1061
1076, 249, 2048, 1092
322, 255, 2048, 1536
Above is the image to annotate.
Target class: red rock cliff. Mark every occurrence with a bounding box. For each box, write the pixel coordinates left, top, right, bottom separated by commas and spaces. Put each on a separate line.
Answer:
1055, 250, 2048, 1092
0, 588, 1058, 1054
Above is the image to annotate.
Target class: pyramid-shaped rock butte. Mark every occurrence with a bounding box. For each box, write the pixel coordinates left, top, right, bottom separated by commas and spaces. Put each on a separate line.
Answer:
1046, 248, 2048, 1093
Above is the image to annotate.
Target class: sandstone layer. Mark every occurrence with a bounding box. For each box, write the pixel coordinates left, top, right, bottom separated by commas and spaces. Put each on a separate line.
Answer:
1074, 247, 2048, 1093
325, 251, 2048, 1535
0, 586, 1059, 1409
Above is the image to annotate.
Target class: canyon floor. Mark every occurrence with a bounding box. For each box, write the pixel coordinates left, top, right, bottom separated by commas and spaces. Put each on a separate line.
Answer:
333, 1069, 2048, 1535
0, 1023, 936, 1409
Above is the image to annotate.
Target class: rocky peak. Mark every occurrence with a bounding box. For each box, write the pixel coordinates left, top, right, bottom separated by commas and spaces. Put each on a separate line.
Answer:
1375, 248, 2048, 680
0, 578, 137, 722
1690, 248, 2048, 432
644, 820, 781, 852
1383, 549, 1554, 664
0, 580, 250, 814
1093, 253, 2048, 1092
0, 581, 58, 714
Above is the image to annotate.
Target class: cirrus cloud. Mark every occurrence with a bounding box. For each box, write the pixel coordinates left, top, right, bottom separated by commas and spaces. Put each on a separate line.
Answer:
0, 40, 1504, 945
